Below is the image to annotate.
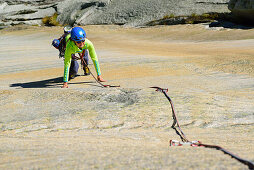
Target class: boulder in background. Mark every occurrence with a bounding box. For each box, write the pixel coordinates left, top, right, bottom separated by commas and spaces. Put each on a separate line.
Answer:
56, 0, 230, 26
5, 0, 253, 28
228, 0, 254, 24
0, 1, 58, 28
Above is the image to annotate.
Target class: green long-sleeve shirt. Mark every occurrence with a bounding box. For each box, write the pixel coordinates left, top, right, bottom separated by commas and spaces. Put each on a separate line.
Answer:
63, 37, 101, 82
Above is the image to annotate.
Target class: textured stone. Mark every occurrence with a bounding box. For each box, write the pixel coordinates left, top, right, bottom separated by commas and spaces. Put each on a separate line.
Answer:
5, 8, 55, 20
57, 0, 230, 26
0, 3, 35, 14
57, 0, 110, 26
0, 0, 231, 27
0, 1, 56, 26
0, 0, 62, 5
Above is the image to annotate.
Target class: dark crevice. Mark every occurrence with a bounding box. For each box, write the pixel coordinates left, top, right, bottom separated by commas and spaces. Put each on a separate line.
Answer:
81, 2, 107, 10
14, 10, 37, 15
196, 2, 228, 5
38, 4, 58, 10
5, 18, 42, 22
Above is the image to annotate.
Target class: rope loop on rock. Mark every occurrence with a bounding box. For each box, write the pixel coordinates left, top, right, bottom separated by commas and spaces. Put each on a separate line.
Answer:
150, 86, 254, 170
80, 50, 120, 88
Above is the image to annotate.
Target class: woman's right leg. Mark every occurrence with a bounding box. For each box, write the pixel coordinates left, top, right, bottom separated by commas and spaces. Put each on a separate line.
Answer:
69, 60, 79, 80
82, 50, 90, 75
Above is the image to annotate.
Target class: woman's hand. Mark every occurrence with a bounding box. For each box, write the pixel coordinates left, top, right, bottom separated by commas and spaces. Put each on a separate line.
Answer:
97, 75, 106, 82
62, 82, 69, 88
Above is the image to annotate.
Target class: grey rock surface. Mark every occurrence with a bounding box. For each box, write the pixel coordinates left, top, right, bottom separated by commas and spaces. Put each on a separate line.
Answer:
57, 0, 110, 26
0, 1, 57, 27
0, 0, 62, 5
5, 8, 55, 20
58, 0, 230, 26
0, 0, 230, 28
228, 0, 254, 23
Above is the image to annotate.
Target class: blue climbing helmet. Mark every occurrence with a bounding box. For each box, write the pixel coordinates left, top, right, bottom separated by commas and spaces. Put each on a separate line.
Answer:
70, 27, 86, 42
52, 39, 60, 48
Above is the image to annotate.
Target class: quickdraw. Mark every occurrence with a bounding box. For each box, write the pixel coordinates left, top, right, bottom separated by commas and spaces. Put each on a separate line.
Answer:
169, 140, 200, 147
151, 86, 254, 170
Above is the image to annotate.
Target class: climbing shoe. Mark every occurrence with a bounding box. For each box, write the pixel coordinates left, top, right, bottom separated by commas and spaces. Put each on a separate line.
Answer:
83, 66, 90, 76
69, 74, 75, 80
68, 73, 80, 80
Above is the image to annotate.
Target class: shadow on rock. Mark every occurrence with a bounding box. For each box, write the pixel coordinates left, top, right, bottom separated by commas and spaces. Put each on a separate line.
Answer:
209, 21, 254, 29
10, 77, 63, 88
10, 75, 99, 88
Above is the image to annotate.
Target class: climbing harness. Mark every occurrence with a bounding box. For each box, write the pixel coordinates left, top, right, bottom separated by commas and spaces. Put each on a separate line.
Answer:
79, 50, 120, 88
150, 86, 254, 170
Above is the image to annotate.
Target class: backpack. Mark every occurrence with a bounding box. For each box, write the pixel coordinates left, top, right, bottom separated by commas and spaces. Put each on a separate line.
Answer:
52, 26, 72, 58
58, 33, 68, 58
58, 33, 70, 58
